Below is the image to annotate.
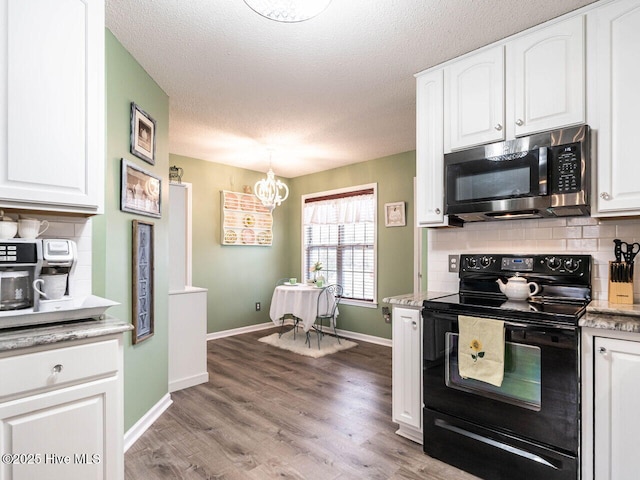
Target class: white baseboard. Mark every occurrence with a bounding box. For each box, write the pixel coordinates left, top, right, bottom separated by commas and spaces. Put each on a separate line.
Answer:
169, 372, 209, 393
206, 321, 392, 347
206, 321, 275, 341
124, 393, 173, 452
336, 328, 392, 347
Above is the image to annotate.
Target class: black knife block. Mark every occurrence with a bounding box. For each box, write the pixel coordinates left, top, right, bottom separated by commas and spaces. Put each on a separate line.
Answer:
609, 261, 634, 304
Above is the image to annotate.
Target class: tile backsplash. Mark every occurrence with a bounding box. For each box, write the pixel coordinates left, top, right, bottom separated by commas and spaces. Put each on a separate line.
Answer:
427, 216, 640, 302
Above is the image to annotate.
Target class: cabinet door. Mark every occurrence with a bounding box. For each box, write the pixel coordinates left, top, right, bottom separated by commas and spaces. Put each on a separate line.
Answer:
509, 15, 585, 137
590, 0, 640, 216
444, 46, 505, 151
0, 0, 104, 214
0, 377, 120, 480
416, 70, 448, 227
594, 336, 640, 480
392, 307, 422, 431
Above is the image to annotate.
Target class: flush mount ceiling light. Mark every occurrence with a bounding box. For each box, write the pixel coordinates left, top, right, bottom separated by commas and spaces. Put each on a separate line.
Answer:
254, 152, 289, 211
243, 0, 332, 23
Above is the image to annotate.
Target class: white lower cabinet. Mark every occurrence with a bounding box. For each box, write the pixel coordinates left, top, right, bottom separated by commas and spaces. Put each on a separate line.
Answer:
391, 306, 423, 443
582, 328, 640, 480
0, 336, 124, 480
594, 335, 640, 480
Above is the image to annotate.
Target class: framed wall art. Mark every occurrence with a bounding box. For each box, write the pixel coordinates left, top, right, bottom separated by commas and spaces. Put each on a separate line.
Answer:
221, 190, 273, 246
121, 159, 162, 218
385, 201, 406, 227
132, 220, 154, 344
130, 102, 156, 165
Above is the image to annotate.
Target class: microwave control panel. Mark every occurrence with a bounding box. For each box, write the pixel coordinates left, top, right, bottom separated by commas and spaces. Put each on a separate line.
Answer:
550, 143, 581, 194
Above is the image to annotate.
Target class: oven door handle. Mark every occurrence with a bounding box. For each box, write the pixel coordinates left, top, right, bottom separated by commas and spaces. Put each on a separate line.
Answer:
502, 319, 575, 331
435, 419, 561, 470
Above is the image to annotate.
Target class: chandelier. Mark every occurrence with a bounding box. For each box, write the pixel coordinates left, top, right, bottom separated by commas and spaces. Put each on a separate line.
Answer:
254, 153, 289, 211
243, 0, 332, 23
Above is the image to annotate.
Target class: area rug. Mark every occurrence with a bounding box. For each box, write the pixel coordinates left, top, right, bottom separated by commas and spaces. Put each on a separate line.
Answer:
259, 329, 357, 358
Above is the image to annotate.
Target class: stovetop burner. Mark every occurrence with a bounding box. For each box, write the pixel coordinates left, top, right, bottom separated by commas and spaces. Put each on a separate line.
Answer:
424, 253, 592, 325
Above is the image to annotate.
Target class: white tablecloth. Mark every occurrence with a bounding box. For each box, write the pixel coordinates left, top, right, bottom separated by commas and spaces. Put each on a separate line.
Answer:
269, 284, 338, 332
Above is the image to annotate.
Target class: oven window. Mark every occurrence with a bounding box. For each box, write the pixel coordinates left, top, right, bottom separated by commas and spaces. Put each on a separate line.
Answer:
445, 333, 541, 411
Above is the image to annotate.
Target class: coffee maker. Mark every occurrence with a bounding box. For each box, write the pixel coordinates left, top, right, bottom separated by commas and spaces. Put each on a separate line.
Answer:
0, 239, 42, 311
35, 239, 77, 311
0, 239, 76, 313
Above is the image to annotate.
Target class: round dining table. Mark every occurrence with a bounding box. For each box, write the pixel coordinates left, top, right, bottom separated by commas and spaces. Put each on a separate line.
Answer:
269, 283, 337, 332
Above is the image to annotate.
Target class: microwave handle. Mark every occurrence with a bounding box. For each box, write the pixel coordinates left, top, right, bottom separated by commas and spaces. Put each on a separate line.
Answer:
538, 147, 548, 196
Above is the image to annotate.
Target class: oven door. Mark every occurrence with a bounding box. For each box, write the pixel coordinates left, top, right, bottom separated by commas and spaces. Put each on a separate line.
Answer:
445, 147, 548, 219
422, 309, 579, 479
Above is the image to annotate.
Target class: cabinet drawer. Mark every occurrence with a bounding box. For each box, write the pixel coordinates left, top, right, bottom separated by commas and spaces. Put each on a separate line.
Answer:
0, 339, 118, 398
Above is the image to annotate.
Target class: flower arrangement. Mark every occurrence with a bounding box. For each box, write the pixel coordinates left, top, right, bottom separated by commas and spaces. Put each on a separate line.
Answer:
311, 261, 323, 273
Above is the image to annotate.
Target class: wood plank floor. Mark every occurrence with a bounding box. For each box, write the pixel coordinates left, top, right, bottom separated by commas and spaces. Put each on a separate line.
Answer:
125, 328, 480, 479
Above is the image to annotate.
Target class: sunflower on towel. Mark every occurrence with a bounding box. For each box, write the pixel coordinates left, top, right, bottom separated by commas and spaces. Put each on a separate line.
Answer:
469, 338, 485, 362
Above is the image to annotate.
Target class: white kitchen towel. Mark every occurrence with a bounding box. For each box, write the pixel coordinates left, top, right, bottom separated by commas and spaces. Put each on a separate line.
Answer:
458, 315, 505, 387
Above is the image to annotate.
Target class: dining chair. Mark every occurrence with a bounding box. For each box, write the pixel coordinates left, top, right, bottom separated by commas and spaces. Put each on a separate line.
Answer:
307, 284, 343, 349
275, 278, 300, 337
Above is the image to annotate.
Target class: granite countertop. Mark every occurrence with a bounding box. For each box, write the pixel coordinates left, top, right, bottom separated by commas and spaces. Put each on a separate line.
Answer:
580, 300, 640, 333
0, 316, 132, 352
382, 291, 455, 308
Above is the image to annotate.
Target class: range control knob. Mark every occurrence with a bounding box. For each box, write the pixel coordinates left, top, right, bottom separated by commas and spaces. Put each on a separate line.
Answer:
480, 256, 492, 268
564, 258, 580, 272
546, 256, 562, 270
466, 257, 478, 268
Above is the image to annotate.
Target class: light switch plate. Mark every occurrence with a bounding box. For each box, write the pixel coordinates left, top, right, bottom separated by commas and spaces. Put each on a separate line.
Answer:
448, 255, 459, 273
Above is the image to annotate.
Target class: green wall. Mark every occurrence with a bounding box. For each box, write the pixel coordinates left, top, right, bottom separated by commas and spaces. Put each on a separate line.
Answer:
290, 151, 416, 339
169, 154, 293, 333
94, 30, 170, 431
97, 27, 415, 433
172, 151, 416, 340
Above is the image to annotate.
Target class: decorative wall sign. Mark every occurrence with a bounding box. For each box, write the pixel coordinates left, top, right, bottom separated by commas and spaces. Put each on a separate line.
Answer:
121, 159, 162, 218
221, 190, 273, 246
385, 202, 406, 227
132, 220, 154, 344
130, 102, 156, 165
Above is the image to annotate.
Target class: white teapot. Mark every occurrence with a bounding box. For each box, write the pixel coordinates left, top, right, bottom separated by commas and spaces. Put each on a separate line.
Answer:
496, 274, 540, 301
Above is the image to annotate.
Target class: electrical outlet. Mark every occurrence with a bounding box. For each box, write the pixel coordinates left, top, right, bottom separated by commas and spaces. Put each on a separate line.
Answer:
382, 306, 391, 323
255, 302, 261, 311
448, 254, 459, 273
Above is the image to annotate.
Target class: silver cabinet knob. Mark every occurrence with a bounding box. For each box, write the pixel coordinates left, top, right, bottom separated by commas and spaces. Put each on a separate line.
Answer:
494, 124, 503, 131
435, 208, 441, 214
515, 119, 524, 126
52, 364, 63, 374
599, 347, 607, 354
600, 192, 611, 200
412, 321, 418, 328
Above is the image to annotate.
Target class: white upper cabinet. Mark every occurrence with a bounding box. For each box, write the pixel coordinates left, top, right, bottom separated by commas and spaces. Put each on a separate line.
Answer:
0, 0, 105, 214
509, 16, 585, 138
589, 0, 640, 217
444, 46, 505, 152
416, 70, 449, 227
443, 16, 585, 152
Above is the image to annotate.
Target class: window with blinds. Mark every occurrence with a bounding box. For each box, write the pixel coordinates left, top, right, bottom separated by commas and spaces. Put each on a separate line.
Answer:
303, 185, 376, 304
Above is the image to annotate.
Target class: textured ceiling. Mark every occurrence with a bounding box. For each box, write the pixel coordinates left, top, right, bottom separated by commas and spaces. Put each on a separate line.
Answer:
106, 0, 596, 178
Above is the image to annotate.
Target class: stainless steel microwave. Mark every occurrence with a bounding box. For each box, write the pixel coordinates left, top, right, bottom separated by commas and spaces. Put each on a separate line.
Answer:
444, 125, 590, 222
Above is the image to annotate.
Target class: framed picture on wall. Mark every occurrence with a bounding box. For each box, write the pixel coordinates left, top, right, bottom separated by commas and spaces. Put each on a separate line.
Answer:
132, 220, 154, 344
121, 159, 162, 218
130, 102, 156, 165
384, 202, 406, 227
